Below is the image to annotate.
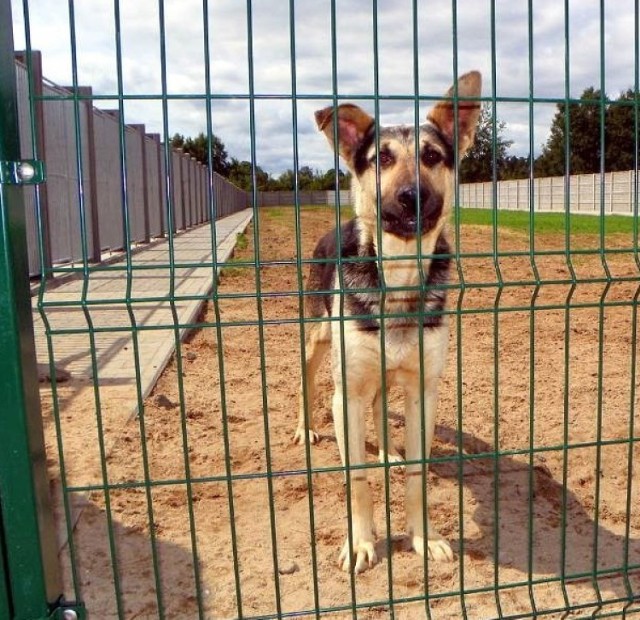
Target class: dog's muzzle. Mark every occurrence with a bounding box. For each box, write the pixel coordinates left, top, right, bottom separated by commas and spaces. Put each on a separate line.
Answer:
380, 185, 443, 238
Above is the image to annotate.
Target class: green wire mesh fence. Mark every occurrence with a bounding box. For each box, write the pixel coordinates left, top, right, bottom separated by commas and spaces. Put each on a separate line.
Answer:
1, 0, 640, 618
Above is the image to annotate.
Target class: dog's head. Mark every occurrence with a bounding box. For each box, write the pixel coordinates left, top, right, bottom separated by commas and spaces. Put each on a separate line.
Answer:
314, 71, 482, 239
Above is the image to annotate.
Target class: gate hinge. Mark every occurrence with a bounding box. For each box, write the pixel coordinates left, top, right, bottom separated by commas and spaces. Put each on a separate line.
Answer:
0, 159, 46, 185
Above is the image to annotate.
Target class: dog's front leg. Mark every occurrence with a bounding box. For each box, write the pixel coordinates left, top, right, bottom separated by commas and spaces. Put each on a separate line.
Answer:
332, 382, 377, 573
372, 389, 403, 466
404, 378, 453, 562
294, 321, 331, 445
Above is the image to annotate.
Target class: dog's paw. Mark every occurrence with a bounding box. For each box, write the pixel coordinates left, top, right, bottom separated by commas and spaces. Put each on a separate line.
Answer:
378, 449, 404, 468
412, 533, 454, 562
293, 427, 319, 445
338, 535, 378, 574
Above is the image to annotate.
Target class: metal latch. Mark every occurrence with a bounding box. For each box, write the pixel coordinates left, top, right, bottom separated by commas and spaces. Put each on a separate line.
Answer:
0, 159, 46, 185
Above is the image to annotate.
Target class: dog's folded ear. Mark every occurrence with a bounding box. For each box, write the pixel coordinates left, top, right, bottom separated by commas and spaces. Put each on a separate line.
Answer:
428, 70, 482, 158
314, 104, 374, 167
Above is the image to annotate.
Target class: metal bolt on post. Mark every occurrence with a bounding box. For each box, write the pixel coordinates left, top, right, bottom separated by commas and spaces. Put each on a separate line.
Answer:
16, 160, 35, 181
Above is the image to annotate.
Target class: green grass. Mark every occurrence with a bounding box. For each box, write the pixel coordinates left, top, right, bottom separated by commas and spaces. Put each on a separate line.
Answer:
235, 232, 248, 251
219, 234, 252, 278
261, 206, 288, 220
260, 204, 635, 236
458, 207, 637, 235
218, 256, 247, 279
262, 204, 354, 223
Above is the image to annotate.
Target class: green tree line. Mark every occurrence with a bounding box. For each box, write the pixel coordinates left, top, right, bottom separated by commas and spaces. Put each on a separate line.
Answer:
170, 132, 350, 192
172, 87, 639, 189
461, 87, 640, 183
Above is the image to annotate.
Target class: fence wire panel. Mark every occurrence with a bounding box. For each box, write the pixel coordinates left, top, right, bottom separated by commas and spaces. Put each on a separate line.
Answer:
6, 0, 640, 619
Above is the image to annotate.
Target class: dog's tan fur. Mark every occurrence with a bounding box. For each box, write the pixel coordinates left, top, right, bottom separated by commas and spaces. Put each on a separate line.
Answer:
294, 72, 482, 573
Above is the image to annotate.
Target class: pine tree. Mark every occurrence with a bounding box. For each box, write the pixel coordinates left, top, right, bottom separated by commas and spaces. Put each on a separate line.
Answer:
605, 89, 639, 172
535, 88, 605, 177
459, 103, 513, 183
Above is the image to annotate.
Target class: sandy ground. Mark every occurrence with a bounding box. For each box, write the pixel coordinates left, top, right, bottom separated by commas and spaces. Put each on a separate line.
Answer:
41, 207, 640, 619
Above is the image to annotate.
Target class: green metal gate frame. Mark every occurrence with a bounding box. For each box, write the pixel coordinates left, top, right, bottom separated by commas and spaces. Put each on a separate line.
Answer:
3, 0, 640, 617
0, 1, 78, 618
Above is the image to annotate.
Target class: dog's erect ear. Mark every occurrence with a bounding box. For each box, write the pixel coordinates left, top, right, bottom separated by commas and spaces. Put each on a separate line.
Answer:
428, 70, 482, 158
314, 104, 374, 167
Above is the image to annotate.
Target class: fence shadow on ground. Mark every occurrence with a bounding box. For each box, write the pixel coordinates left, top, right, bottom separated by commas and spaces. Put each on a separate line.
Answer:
59, 499, 203, 619
432, 425, 640, 603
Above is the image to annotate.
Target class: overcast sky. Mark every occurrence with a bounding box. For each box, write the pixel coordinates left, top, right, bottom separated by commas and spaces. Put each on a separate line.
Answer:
11, 0, 640, 176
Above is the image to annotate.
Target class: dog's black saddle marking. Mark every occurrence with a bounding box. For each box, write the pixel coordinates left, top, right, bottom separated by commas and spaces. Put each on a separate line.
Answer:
305, 218, 450, 332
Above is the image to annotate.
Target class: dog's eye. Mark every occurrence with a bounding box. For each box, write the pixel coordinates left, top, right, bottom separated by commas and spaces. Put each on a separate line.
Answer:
422, 148, 442, 167
370, 149, 394, 168
379, 151, 394, 167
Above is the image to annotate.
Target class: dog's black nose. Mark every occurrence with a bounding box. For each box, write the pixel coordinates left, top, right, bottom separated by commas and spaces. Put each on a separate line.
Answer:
396, 185, 423, 210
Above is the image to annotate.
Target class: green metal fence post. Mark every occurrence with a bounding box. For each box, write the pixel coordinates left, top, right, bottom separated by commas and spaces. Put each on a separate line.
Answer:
0, 0, 62, 617
0, 522, 10, 618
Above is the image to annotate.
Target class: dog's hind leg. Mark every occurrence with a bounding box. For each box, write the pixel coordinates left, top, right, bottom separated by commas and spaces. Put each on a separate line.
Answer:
404, 376, 453, 562
294, 319, 331, 445
372, 389, 403, 466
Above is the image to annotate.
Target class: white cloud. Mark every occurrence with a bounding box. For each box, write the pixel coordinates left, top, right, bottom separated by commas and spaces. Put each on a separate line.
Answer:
10, 0, 640, 175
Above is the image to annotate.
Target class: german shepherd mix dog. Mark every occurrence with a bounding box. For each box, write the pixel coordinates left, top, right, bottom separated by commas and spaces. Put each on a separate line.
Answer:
294, 72, 482, 573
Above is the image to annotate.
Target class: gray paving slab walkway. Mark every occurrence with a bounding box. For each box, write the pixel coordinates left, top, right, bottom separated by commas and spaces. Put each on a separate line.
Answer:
34, 208, 253, 547
33, 208, 253, 414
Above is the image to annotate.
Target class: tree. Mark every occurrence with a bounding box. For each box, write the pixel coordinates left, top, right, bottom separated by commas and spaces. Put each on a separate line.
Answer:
318, 167, 351, 190
170, 133, 185, 150
459, 103, 513, 183
535, 87, 605, 177
605, 89, 639, 172
501, 155, 532, 180
170, 131, 230, 176
265, 167, 351, 191
534, 86, 640, 176
170, 132, 350, 191
274, 169, 295, 190
297, 165, 316, 190
227, 158, 270, 191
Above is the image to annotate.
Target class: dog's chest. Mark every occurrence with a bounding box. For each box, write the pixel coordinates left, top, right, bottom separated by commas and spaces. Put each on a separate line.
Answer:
331, 290, 449, 386
353, 319, 449, 387
334, 225, 451, 337
381, 325, 421, 369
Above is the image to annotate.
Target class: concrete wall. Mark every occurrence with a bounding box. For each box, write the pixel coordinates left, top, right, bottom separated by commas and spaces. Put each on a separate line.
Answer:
459, 171, 639, 215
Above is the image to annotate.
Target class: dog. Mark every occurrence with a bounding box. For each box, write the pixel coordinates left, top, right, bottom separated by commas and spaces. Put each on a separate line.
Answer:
293, 71, 482, 573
